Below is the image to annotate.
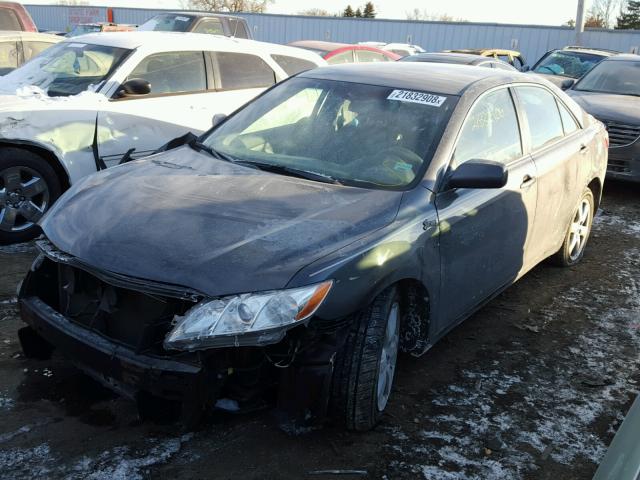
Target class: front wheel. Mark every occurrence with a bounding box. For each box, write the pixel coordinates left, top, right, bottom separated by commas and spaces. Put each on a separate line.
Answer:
0, 148, 61, 245
551, 188, 594, 267
331, 286, 400, 431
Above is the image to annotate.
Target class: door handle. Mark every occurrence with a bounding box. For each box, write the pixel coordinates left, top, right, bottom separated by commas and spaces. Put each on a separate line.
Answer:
580, 144, 590, 154
520, 174, 536, 189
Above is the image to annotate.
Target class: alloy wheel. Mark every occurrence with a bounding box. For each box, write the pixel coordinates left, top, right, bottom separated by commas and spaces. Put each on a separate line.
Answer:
377, 301, 400, 411
568, 198, 591, 262
0, 166, 50, 233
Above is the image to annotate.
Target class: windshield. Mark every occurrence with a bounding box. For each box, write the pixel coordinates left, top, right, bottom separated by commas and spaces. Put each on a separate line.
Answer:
574, 60, 640, 96
202, 77, 457, 190
66, 24, 102, 37
2, 41, 131, 96
533, 51, 604, 78
138, 14, 196, 32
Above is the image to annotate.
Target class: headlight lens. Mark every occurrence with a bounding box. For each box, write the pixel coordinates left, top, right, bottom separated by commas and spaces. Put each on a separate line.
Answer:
164, 281, 332, 350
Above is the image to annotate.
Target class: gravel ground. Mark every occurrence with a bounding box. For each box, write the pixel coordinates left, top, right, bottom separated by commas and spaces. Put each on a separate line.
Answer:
0, 180, 638, 480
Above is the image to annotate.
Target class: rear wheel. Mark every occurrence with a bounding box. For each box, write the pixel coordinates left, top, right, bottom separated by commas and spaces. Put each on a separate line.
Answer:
0, 148, 61, 245
552, 188, 594, 267
331, 286, 400, 431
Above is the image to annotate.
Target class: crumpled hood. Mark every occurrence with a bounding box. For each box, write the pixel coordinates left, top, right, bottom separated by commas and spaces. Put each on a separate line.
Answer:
41, 146, 403, 297
567, 90, 640, 124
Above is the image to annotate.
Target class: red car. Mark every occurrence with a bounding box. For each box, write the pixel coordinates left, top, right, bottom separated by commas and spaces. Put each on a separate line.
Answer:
288, 40, 400, 64
0, 2, 37, 32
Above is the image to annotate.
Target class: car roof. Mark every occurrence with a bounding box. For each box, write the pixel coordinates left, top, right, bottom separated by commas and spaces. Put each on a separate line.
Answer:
562, 46, 619, 55
298, 62, 530, 96
155, 11, 244, 20
405, 52, 494, 65
601, 53, 640, 62
446, 48, 521, 56
0, 30, 61, 41
289, 40, 350, 51
61, 31, 324, 62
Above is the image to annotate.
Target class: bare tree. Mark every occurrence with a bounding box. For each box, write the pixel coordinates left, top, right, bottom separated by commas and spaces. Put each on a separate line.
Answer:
588, 0, 622, 28
406, 8, 465, 22
298, 8, 333, 16
188, 0, 274, 13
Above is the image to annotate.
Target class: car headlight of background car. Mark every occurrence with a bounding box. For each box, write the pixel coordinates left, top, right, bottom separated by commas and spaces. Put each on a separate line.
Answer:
164, 281, 333, 350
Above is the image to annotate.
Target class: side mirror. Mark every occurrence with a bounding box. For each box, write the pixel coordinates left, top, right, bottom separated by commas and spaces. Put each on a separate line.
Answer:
448, 160, 508, 189
560, 78, 576, 90
117, 78, 151, 97
212, 113, 227, 127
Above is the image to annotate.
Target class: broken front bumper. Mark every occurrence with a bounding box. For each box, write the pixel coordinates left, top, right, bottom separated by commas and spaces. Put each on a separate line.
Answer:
19, 295, 207, 402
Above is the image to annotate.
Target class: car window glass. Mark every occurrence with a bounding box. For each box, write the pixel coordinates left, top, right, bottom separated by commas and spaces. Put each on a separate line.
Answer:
326, 51, 354, 64
533, 51, 603, 78
271, 54, 317, 76
517, 86, 565, 150
557, 99, 580, 135
205, 77, 457, 190
192, 18, 224, 35
138, 14, 194, 32
244, 87, 322, 134
228, 18, 249, 38
23, 41, 56, 62
0, 8, 21, 30
0, 41, 18, 74
498, 55, 510, 64
454, 88, 522, 165
216, 52, 275, 89
356, 50, 388, 62
127, 51, 206, 95
574, 60, 640, 96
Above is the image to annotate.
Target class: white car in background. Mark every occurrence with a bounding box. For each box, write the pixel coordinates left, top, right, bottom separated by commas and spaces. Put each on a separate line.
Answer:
358, 41, 426, 57
0, 31, 326, 244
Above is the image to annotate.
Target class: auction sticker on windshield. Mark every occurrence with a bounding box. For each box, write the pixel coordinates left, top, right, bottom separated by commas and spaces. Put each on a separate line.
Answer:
387, 90, 447, 107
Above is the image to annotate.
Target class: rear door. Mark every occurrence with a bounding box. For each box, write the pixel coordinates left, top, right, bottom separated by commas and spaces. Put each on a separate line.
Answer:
96, 50, 214, 164
514, 85, 590, 262
435, 87, 538, 330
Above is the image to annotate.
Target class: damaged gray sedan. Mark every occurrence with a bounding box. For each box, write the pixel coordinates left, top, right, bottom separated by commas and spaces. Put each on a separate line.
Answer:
18, 63, 608, 430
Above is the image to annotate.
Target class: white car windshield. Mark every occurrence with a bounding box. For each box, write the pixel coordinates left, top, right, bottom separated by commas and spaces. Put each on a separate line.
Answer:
203, 77, 457, 190
574, 60, 640, 97
533, 51, 604, 78
2, 42, 131, 96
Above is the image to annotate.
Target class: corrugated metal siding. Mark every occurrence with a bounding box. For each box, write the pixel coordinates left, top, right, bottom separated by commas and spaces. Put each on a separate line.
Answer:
25, 5, 640, 63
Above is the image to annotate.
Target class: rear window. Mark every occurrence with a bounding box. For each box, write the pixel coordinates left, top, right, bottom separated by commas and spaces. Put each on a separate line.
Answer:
0, 7, 21, 31
228, 18, 249, 38
138, 14, 195, 32
192, 18, 224, 35
271, 54, 317, 76
0, 41, 18, 74
216, 52, 275, 90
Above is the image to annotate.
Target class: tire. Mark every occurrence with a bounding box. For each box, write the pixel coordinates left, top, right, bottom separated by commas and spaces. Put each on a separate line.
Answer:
551, 188, 595, 267
0, 148, 61, 245
331, 286, 401, 431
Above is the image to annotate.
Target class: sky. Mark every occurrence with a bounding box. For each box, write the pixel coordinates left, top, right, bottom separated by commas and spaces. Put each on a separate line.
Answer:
25, 1, 588, 27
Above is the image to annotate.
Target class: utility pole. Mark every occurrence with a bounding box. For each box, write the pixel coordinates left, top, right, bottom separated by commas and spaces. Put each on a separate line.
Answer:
575, 0, 586, 45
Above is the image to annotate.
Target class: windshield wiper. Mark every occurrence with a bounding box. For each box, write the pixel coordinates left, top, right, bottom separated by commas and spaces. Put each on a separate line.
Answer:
235, 160, 342, 185
190, 140, 237, 163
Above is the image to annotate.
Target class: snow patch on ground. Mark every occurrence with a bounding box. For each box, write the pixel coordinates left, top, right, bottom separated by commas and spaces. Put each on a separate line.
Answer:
0, 396, 14, 411
384, 245, 640, 478
594, 211, 640, 237
0, 242, 36, 254
0, 434, 193, 480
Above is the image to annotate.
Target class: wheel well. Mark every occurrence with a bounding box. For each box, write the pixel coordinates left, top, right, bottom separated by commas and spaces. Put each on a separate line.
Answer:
587, 177, 602, 212
396, 278, 431, 356
0, 142, 70, 191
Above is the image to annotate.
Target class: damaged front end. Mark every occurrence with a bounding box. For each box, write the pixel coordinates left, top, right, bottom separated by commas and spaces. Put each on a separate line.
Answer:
18, 239, 345, 427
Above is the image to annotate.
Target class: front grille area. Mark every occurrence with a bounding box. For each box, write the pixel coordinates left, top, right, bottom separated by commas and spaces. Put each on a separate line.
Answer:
605, 121, 640, 147
607, 158, 632, 174
31, 258, 195, 354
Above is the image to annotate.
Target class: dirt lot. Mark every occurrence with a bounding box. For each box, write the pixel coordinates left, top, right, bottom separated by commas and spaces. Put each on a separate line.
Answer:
0, 181, 638, 480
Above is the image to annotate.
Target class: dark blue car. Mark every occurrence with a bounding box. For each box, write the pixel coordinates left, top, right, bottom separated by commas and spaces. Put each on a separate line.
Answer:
17, 62, 608, 430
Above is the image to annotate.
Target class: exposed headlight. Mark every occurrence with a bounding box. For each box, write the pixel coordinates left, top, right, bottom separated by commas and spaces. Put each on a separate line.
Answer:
164, 281, 332, 351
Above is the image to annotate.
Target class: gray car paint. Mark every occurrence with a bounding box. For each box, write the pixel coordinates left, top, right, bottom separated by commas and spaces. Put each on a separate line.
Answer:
37, 63, 607, 353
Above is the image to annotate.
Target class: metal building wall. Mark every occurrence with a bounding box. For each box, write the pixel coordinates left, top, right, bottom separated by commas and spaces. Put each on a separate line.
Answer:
25, 5, 640, 64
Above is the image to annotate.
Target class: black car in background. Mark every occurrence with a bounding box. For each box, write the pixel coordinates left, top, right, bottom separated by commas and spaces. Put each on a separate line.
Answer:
18, 63, 607, 430
568, 54, 640, 182
530, 46, 618, 89
138, 11, 252, 39
401, 52, 517, 70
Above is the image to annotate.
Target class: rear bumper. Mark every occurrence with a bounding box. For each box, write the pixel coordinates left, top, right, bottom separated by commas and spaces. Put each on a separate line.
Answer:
607, 144, 640, 182
19, 296, 205, 401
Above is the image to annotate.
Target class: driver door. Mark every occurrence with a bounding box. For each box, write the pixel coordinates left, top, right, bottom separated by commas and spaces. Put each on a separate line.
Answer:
96, 51, 215, 166
435, 87, 538, 331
